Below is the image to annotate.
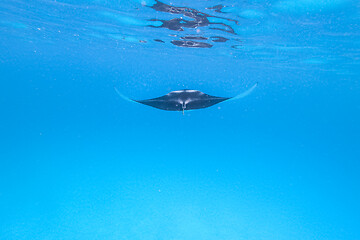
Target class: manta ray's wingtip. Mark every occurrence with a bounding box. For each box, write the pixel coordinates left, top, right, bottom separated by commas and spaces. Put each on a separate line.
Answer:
230, 82, 258, 101
114, 87, 134, 103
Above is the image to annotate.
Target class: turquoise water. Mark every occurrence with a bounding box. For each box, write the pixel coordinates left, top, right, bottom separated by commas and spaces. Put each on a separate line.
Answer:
1, 0, 359, 239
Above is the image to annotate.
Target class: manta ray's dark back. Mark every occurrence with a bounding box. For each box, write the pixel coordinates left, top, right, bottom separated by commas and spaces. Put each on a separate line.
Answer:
135, 90, 229, 111
115, 83, 257, 112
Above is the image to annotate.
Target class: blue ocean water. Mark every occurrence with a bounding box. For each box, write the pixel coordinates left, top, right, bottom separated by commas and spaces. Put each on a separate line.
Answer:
0, 0, 359, 239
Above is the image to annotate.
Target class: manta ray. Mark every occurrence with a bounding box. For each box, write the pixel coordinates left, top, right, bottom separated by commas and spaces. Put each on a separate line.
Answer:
115, 83, 257, 114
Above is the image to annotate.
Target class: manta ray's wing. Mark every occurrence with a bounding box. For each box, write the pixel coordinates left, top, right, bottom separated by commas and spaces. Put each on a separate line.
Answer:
134, 96, 180, 111
114, 88, 179, 110
186, 83, 257, 109
186, 95, 230, 110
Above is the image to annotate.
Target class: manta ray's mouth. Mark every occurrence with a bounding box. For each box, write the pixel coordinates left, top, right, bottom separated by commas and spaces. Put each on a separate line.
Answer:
181, 102, 187, 109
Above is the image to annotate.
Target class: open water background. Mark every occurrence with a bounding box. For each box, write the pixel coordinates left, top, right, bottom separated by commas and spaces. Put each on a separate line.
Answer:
0, 0, 360, 239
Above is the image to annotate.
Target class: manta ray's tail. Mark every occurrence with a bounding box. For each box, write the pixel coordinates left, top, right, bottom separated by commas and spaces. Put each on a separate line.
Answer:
229, 82, 258, 101
114, 87, 133, 103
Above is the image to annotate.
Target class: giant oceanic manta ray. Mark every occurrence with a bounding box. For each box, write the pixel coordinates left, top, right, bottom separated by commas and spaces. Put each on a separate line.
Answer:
115, 83, 257, 114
